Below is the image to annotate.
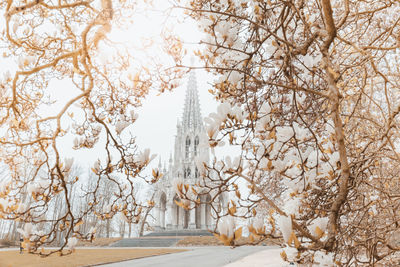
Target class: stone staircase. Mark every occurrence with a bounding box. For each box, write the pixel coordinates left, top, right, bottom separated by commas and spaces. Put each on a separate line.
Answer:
145, 229, 213, 237
110, 229, 212, 247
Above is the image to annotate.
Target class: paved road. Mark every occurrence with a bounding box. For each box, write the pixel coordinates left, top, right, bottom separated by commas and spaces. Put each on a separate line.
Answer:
99, 246, 274, 267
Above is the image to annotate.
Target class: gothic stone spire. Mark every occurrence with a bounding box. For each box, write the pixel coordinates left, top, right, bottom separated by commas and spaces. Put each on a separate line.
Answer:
182, 71, 202, 131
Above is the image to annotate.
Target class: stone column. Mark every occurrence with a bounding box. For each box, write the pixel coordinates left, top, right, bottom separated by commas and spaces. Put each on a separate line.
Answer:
153, 206, 160, 230
209, 203, 216, 229
166, 204, 172, 230
172, 204, 179, 229
179, 207, 184, 229
189, 208, 196, 229
201, 203, 206, 229
205, 204, 210, 228
160, 207, 166, 229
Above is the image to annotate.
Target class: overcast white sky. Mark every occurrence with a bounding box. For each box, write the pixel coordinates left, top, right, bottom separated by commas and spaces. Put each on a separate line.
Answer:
0, 1, 222, 174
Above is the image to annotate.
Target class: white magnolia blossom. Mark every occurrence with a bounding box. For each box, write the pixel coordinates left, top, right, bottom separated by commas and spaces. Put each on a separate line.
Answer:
329, 151, 340, 166
3, 70, 11, 82
283, 197, 302, 216
98, 112, 106, 121
130, 110, 138, 122
102, 203, 112, 213
93, 159, 101, 173
92, 125, 102, 136
252, 217, 264, 231
66, 237, 78, 250
307, 150, 319, 167
295, 93, 306, 105
277, 215, 292, 243
256, 146, 265, 160
172, 177, 184, 196
0, 198, 10, 212
204, 116, 219, 140
89, 227, 96, 235
224, 156, 241, 170
197, 16, 213, 31
231, 105, 245, 122
215, 21, 230, 38
118, 211, 130, 223
228, 71, 242, 85
63, 158, 74, 173
135, 148, 156, 166
307, 217, 329, 237
195, 154, 208, 175
264, 38, 278, 56
17, 203, 28, 213
276, 126, 294, 143
259, 157, 269, 170
17, 223, 34, 238
285, 165, 302, 178
300, 53, 322, 69
73, 137, 83, 149
115, 121, 130, 135
11, 17, 20, 33
313, 251, 334, 266
217, 102, 233, 118
255, 116, 270, 132
204, 102, 246, 140
283, 246, 299, 262
17, 55, 35, 69
217, 140, 225, 147
218, 216, 235, 238
272, 159, 286, 172
282, 177, 303, 194
259, 102, 271, 114
27, 179, 50, 195
215, 160, 225, 171
293, 122, 310, 141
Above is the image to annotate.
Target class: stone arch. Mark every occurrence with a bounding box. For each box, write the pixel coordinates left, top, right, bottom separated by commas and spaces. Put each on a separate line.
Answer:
186, 167, 191, 179
172, 194, 181, 228
185, 136, 191, 159
205, 193, 211, 227
194, 136, 199, 156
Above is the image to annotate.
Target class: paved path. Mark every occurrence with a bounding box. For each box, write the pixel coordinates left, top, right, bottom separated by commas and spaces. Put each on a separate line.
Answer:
110, 237, 182, 247
224, 248, 287, 267
100, 246, 273, 267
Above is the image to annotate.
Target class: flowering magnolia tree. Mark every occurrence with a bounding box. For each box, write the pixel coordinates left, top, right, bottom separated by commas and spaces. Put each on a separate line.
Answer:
0, 0, 184, 256
175, 0, 400, 265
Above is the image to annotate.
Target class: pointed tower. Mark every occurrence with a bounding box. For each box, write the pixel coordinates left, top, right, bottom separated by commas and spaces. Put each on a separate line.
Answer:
173, 71, 209, 181
153, 70, 213, 231
182, 72, 202, 131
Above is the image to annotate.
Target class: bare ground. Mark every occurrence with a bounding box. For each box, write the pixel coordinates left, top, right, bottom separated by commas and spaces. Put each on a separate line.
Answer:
0, 237, 122, 248
0, 248, 187, 267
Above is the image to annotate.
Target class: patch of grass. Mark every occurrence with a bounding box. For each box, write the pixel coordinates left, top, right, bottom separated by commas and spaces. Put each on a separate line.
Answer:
176, 236, 282, 247
0, 248, 187, 267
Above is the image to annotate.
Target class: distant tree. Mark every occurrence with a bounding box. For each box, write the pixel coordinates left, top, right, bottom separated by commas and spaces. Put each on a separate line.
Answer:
0, 0, 180, 256
174, 0, 400, 265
